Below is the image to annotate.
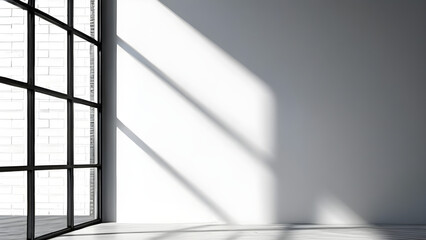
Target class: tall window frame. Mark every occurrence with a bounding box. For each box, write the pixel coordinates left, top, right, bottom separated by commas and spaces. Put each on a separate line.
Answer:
0, 0, 102, 239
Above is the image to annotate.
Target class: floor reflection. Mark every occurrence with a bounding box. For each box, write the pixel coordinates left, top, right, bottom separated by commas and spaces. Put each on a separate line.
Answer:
0, 216, 95, 239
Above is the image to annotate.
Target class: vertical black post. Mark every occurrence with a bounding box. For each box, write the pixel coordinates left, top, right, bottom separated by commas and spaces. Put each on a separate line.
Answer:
67, 101, 74, 229
27, 94, 34, 240
67, 0, 74, 230
27, 0, 35, 239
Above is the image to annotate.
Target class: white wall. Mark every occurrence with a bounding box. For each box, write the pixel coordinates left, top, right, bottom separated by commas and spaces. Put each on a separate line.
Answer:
116, 0, 275, 224
111, 0, 426, 224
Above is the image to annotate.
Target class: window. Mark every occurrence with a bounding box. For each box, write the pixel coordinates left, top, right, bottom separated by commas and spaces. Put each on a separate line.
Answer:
0, 0, 101, 239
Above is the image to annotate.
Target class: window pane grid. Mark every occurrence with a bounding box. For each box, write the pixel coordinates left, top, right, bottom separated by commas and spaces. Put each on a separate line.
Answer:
0, 0, 101, 239
0, 77, 101, 108
3, 0, 100, 46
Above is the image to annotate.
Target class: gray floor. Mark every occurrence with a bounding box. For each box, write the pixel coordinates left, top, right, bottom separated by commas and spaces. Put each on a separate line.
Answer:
54, 223, 426, 240
0, 216, 94, 239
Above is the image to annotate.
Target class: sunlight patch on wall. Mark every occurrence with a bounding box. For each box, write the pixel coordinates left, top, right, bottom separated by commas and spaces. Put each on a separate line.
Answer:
116, 0, 276, 224
116, 128, 219, 223
117, 0, 275, 160
315, 195, 366, 225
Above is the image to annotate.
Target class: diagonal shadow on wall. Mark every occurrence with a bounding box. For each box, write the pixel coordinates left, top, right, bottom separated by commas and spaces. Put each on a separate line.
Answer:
116, 118, 235, 223
116, 36, 273, 171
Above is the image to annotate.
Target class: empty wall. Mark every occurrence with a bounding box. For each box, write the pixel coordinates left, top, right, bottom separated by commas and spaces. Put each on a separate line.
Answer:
105, 0, 426, 224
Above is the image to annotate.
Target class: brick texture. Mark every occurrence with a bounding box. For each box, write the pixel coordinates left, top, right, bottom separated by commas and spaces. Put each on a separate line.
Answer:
0, 0, 96, 219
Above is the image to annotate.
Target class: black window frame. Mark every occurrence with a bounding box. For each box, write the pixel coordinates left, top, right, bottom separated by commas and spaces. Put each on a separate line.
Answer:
0, 0, 102, 239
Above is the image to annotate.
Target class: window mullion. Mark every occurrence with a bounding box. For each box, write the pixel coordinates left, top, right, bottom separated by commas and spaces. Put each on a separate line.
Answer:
27, 0, 35, 239
67, 0, 75, 230
67, 100, 74, 229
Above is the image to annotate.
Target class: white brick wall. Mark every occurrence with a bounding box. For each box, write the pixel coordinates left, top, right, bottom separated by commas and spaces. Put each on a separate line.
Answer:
35, 17, 67, 94
74, 168, 96, 217
74, 0, 97, 39
74, 36, 97, 102
35, 0, 67, 23
0, 1, 27, 82
0, 84, 26, 167
74, 103, 97, 165
0, 171, 27, 216
35, 170, 67, 216
0, 0, 97, 219
35, 93, 67, 166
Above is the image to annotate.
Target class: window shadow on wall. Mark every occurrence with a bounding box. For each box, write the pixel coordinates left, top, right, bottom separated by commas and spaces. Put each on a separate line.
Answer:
116, 119, 234, 223
116, 36, 273, 170
106, 0, 426, 228
158, 0, 426, 226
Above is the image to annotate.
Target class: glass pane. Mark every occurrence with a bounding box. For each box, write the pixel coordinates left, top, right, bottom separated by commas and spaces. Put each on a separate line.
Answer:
74, 104, 97, 164
0, 84, 26, 167
35, 0, 67, 23
35, 16, 67, 93
35, 169, 67, 238
0, 1, 27, 82
74, 168, 97, 225
0, 171, 27, 240
74, 35, 97, 102
35, 93, 67, 166
74, 0, 97, 39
